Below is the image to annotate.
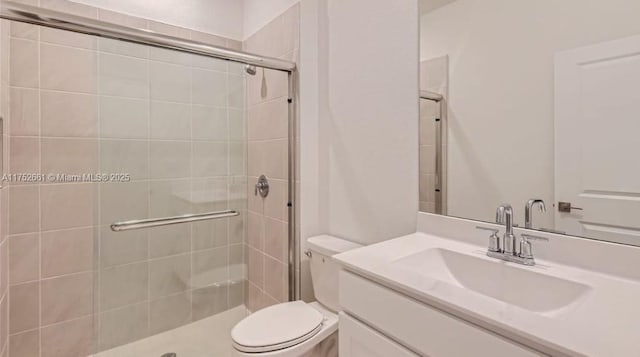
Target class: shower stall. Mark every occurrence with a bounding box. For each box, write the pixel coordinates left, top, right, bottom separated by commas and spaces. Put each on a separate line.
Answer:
0, 1, 299, 356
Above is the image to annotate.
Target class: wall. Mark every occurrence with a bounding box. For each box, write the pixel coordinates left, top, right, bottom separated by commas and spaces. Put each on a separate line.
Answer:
299, 0, 419, 249
243, 4, 298, 312
70, 0, 244, 40
6, 0, 246, 355
421, 0, 640, 226
243, 0, 300, 39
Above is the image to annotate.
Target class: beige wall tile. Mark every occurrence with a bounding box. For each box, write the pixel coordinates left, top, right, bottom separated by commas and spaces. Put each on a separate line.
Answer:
149, 141, 191, 179
262, 139, 287, 180
41, 227, 94, 278
149, 62, 190, 103
99, 96, 149, 139
192, 69, 226, 106
264, 256, 286, 302
41, 28, 96, 50
100, 140, 149, 180
99, 227, 147, 268
148, 224, 190, 259
419, 145, 436, 174
229, 244, 245, 280
10, 39, 38, 88
149, 254, 190, 298
9, 137, 39, 177
98, 37, 148, 59
9, 329, 40, 357
41, 272, 93, 325
191, 105, 227, 141
9, 282, 39, 333
40, 315, 94, 357
150, 101, 191, 140
9, 185, 39, 235
99, 302, 149, 350
41, 91, 98, 137
99, 53, 149, 99
9, 88, 39, 136
147, 21, 190, 38
40, 0, 98, 18
264, 218, 286, 262
8, 233, 39, 284
192, 219, 227, 250
148, 179, 190, 217
100, 262, 148, 311
40, 44, 96, 93
192, 142, 228, 177
247, 247, 263, 288
98, 9, 147, 29
192, 285, 227, 321
11, 21, 39, 41
263, 179, 287, 221
192, 247, 228, 287
100, 181, 148, 224
247, 212, 263, 250
149, 292, 190, 335
150, 47, 193, 66
41, 138, 98, 176
40, 183, 97, 231
228, 109, 246, 141
227, 74, 245, 108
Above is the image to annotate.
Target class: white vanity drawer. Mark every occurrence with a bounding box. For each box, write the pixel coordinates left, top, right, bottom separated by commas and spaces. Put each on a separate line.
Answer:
339, 312, 419, 357
339, 271, 545, 357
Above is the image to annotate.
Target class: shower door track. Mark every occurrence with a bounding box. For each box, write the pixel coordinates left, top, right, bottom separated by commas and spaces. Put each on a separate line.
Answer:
0, 1, 300, 301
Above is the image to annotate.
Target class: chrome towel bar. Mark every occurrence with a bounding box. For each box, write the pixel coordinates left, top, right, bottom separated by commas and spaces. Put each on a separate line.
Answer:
110, 210, 239, 232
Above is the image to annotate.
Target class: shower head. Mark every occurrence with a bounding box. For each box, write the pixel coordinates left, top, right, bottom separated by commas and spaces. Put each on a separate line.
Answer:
245, 65, 257, 75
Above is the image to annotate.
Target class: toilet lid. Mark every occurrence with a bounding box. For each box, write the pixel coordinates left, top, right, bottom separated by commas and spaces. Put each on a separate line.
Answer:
232, 301, 324, 353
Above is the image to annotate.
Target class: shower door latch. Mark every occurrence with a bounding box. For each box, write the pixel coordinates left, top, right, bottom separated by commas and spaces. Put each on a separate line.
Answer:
255, 175, 270, 198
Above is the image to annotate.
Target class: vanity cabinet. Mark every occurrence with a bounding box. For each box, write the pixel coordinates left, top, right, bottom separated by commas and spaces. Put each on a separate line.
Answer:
339, 313, 418, 357
339, 271, 546, 357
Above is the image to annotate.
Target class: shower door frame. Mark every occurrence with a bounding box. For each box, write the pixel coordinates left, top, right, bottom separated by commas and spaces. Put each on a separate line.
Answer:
0, 0, 301, 301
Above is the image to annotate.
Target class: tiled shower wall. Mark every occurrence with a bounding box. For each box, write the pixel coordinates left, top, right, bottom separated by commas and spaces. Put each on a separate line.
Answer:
243, 4, 299, 312
419, 56, 448, 214
5, 0, 247, 355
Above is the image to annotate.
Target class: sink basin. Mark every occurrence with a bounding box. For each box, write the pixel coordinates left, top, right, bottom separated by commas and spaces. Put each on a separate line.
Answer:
392, 248, 592, 317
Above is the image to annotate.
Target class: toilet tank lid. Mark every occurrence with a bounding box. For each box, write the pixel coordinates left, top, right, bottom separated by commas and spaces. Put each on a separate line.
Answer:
306, 235, 363, 256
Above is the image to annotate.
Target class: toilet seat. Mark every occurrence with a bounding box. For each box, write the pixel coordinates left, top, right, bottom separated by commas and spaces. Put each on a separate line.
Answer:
231, 301, 324, 353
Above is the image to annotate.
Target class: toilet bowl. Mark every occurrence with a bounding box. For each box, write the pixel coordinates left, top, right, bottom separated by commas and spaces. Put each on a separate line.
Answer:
231, 235, 362, 356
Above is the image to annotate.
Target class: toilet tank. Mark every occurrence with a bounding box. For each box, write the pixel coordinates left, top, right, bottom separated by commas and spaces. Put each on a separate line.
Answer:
307, 235, 362, 312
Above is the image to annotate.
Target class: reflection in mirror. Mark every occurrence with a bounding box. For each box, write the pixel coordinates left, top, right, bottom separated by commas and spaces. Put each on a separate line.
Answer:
419, 0, 640, 246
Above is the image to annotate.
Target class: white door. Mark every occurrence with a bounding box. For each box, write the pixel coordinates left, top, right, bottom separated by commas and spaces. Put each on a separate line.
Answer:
555, 34, 640, 245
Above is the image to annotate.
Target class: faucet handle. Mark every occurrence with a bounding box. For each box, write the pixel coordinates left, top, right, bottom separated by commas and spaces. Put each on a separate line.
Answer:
476, 226, 501, 253
519, 234, 549, 259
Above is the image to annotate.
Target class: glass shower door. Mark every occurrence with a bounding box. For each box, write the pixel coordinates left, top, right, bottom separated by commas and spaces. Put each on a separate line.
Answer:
6, 17, 248, 355
94, 37, 248, 356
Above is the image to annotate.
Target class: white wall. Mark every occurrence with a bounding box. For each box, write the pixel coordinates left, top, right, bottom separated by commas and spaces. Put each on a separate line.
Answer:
421, 0, 640, 226
70, 0, 245, 39
300, 0, 419, 247
244, 0, 301, 39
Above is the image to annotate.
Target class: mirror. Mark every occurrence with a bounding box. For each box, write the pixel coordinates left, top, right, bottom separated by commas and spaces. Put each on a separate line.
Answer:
419, 0, 640, 246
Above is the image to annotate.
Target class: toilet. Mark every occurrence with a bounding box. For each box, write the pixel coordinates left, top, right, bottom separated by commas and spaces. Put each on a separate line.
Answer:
231, 235, 362, 356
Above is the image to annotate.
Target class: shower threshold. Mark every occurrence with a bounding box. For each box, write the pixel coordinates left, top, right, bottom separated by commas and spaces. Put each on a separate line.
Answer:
92, 305, 248, 357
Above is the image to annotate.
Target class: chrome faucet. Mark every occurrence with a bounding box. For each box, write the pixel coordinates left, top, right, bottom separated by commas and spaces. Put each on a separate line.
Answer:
476, 204, 549, 266
497, 204, 516, 255
525, 199, 546, 229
